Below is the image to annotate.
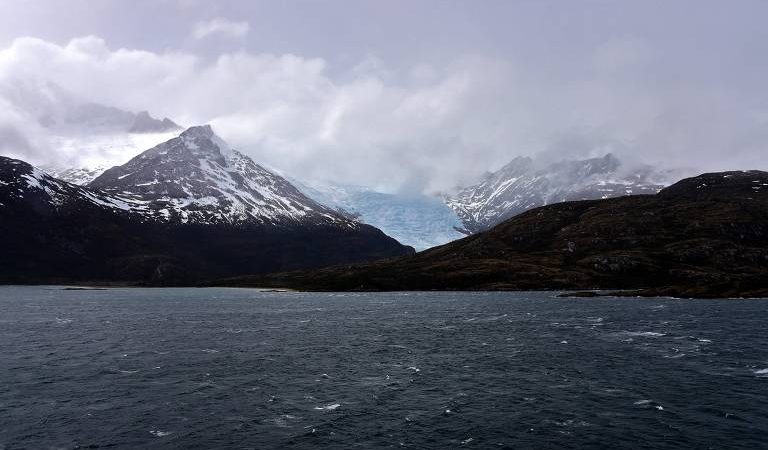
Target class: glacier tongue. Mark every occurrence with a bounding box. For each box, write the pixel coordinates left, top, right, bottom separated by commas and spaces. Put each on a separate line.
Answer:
292, 179, 465, 251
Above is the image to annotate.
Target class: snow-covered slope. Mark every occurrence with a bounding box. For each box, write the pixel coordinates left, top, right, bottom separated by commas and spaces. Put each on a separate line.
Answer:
293, 180, 465, 250
42, 166, 110, 185
446, 154, 674, 233
0, 157, 152, 215
89, 125, 354, 227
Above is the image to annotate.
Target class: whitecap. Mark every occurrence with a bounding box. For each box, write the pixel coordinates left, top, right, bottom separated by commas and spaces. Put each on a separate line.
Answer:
634, 399, 664, 410
314, 403, 341, 411
201, 349, 219, 353
484, 314, 508, 321
624, 331, 666, 337
753, 368, 768, 375
407, 366, 421, 373
149, 430, 172, 437
461, 437, 474, 444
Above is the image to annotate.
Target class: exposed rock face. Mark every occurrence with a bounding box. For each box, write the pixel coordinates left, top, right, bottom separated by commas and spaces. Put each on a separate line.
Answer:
445, 154, 671, 233
223, 171, 768, 298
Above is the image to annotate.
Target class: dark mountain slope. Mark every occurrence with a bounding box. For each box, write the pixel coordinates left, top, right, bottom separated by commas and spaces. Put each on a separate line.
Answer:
219, 171, 768, 298
0, 156, 412, 285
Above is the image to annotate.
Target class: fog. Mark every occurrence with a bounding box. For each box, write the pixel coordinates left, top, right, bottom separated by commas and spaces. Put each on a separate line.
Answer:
0, 0, 766, 193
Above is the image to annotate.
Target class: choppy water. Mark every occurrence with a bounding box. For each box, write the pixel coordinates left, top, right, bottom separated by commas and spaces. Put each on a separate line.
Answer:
1, 287, 767, 449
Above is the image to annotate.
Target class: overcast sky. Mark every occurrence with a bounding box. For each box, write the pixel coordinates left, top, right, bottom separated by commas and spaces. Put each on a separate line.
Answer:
0, 0, 766, 192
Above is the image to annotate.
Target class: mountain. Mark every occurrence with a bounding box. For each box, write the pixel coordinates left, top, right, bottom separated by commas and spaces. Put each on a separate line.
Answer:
218, 170, 768, 298
0, 127, 413, 285
292, 180, 465, 251
1, 79, 180, 134
445, 154, 674, 233
88, 125, 358, 226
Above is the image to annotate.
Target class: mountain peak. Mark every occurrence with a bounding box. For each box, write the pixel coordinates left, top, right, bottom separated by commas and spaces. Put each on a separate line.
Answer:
181, 124, 214, 139
128, 111, 181, 133
88, 127, 354, 226
446, 153, 667, 233
177, 125, 232, 160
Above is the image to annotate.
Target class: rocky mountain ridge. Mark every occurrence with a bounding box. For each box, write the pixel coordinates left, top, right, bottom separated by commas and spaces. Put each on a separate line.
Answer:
445, 154, 674, 233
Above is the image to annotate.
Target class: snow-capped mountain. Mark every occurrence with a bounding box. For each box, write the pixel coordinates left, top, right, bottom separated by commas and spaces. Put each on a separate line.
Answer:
88, 125, 353, 227
445, 154, 675, 233
292, 180, 465, 251
0, 128, 413, 284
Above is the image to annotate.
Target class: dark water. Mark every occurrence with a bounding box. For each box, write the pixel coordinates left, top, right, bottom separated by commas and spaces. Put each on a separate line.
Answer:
1, 287, 767, 449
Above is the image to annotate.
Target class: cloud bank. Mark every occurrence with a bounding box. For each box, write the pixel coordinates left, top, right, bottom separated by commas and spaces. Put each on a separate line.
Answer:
0, 35, 766, 193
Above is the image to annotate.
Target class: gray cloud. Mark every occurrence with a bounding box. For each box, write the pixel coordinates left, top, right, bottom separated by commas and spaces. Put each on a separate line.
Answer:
0, 1, 766, 192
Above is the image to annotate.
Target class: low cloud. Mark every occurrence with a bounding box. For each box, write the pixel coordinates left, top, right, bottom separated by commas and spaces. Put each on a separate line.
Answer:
193, 18, 250, 40
0, 35, 765, 193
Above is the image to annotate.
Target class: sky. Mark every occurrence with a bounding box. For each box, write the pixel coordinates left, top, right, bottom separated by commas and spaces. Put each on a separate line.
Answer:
0, 0, 766, 193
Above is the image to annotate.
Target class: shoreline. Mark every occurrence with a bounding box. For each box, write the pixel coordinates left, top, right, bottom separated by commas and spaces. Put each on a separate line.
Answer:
1, 284, 766, 299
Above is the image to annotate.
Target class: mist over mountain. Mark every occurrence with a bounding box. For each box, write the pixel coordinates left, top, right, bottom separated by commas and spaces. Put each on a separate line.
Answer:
45, 142, 689, 250
0, 78, 180, 169
0, 1, 765, 253
446, 153, 683, 233
3, 0, 768, 195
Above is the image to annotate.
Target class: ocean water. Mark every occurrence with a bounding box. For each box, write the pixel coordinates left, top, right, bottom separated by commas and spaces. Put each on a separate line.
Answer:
1, 287, 767, 449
